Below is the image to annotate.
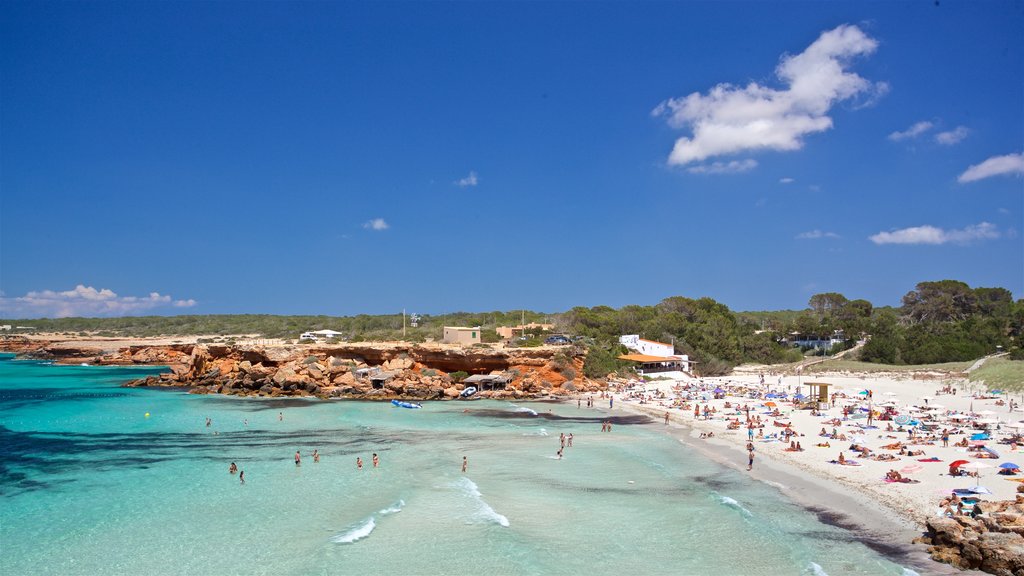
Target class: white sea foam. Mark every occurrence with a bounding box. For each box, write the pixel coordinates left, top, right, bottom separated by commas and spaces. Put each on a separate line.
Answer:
379, 499, 405, 515
901, 569, 920, 576
512, 406, 538, 416
331, 517, 376, 544
523, 427, 548, 436
808, 562, 829, 576
456, 477, 510, 527
718, 495, 752, 517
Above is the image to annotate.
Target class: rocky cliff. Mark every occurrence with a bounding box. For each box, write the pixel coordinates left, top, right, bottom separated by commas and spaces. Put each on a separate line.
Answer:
1, 338, 598, 400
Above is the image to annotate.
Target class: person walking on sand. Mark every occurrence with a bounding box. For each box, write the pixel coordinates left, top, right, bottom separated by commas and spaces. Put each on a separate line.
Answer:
295, 451, 301, 466
372, 453, 379, 468
665, 412, 670, 425
747, 448, 755, 471
462, 456, 468, 473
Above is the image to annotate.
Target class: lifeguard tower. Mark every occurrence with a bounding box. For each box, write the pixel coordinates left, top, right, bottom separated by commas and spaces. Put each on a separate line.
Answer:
806, 382, 831, 410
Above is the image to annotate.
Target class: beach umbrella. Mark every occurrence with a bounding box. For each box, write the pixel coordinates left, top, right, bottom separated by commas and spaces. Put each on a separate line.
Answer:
1000, 462, 1020, 470
967, 486, 993, 495
950, 460, 970, 469
901, 464, 924, 474
977, 410, 996, 416
858, 390, 869, 396
929, 404, 945, 409
977, 418, 1000, 425
764, 402, 776, 408
883, 391, 897, 396
894, 415, 912, 426
962, 462, 992, 470
920, 396, 934, 400
983, 447, 1000, 458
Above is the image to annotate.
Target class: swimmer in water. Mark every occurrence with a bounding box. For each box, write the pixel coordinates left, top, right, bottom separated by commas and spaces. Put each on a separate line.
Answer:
229, 462, 237, 474
372, 453, 379, 468
357, 457, 363, 469
313, 450, 320, 463
239, 470, 245, 484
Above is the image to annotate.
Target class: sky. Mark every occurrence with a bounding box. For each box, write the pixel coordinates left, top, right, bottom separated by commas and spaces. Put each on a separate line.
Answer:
1, 1, 1022, 318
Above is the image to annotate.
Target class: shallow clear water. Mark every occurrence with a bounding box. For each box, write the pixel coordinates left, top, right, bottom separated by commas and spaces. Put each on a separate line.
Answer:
0, 356, 913, 575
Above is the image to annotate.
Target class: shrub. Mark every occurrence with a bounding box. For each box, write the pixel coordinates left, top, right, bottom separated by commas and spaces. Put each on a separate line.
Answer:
450, 371, 469, 382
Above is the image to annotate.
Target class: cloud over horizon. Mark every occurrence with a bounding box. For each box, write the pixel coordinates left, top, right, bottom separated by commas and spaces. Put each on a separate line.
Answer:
653, 24, 883, 166
363, 218, 389, 231
869, 222, 1000, 245
958, 152, 1024, 183
0, 285, 197, 318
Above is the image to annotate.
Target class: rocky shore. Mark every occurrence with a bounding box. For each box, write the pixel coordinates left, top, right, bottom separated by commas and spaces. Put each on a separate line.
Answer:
917, 487, 1024, 575
1, 337, 602, 400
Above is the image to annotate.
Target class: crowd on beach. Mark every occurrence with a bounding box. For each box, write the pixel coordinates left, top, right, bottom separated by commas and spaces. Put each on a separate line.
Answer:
610, 370, 1024, 524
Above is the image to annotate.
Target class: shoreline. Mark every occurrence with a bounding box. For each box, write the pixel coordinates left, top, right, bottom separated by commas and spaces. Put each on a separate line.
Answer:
618, 400, 971, 575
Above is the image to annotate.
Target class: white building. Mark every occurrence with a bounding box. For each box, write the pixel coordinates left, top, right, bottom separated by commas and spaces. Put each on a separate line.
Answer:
619, 335, 692, 373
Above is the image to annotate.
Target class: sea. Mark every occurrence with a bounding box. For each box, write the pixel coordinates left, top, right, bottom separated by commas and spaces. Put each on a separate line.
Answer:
0, 354, 920, 576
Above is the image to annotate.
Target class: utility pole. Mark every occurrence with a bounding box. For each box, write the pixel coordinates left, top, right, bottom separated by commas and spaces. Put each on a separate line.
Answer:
402, 309, 406, 338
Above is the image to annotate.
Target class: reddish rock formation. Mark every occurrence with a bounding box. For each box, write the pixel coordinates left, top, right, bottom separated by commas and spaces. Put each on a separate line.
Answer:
0, 338, 603, 400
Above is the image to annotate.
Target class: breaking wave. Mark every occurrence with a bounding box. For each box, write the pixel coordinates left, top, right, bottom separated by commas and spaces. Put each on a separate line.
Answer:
456, 477, 510, 527
331, 517, 376, 544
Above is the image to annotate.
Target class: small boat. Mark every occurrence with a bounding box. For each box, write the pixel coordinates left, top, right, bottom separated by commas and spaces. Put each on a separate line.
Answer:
391, 399, 422, 409
460, 387, 477, 398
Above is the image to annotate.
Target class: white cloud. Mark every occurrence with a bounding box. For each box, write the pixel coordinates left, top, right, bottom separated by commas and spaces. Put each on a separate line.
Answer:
958, 152, 1024, 183
779, 177, 795, 184
796, 230, 840, 240
686, 159, 758, 174
888, 121, 933, 141
869, 222, 1000, 245
456, 171, 479, 187
652, 24, 882, 165
935, 126, 968, 145
363, 218, 389, 231
0, 285, 197, 318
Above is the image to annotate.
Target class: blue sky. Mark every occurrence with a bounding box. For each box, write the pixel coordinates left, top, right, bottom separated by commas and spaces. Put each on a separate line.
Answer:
1, 1, 1021, 318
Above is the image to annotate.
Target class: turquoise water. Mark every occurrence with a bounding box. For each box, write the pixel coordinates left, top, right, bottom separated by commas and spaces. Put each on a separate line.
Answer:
0, 356, 914, 575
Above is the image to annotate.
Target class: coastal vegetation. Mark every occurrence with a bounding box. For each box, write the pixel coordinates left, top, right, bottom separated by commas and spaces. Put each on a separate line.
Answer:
3, 279, 1019, 376
968, 356, 1024, 392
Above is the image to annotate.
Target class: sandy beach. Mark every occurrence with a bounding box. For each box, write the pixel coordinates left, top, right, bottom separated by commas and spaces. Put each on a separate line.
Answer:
611, 369, 1018, 574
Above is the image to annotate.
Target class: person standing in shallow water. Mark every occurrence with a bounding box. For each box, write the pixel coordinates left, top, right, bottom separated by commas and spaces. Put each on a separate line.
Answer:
462, 456, 468, 473
372, 453, 379, 468
294, 451, 301, 466
239, 470, 245, 484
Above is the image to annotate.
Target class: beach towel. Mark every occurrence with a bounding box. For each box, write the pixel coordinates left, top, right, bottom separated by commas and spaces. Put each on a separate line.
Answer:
918, 457, 942, 462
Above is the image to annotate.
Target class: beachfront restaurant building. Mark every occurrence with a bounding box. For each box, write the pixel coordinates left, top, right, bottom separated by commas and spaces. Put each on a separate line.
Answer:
617, 353, 690, 375
618, 335, 693, 374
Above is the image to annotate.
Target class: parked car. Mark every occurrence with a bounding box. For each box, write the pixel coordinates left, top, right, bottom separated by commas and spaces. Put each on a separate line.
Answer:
545, 335, 571, 346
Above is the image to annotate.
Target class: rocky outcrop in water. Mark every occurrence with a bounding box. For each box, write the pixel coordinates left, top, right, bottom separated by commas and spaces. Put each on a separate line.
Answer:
13, 340, 599, 400
917, 487, 1024, 575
